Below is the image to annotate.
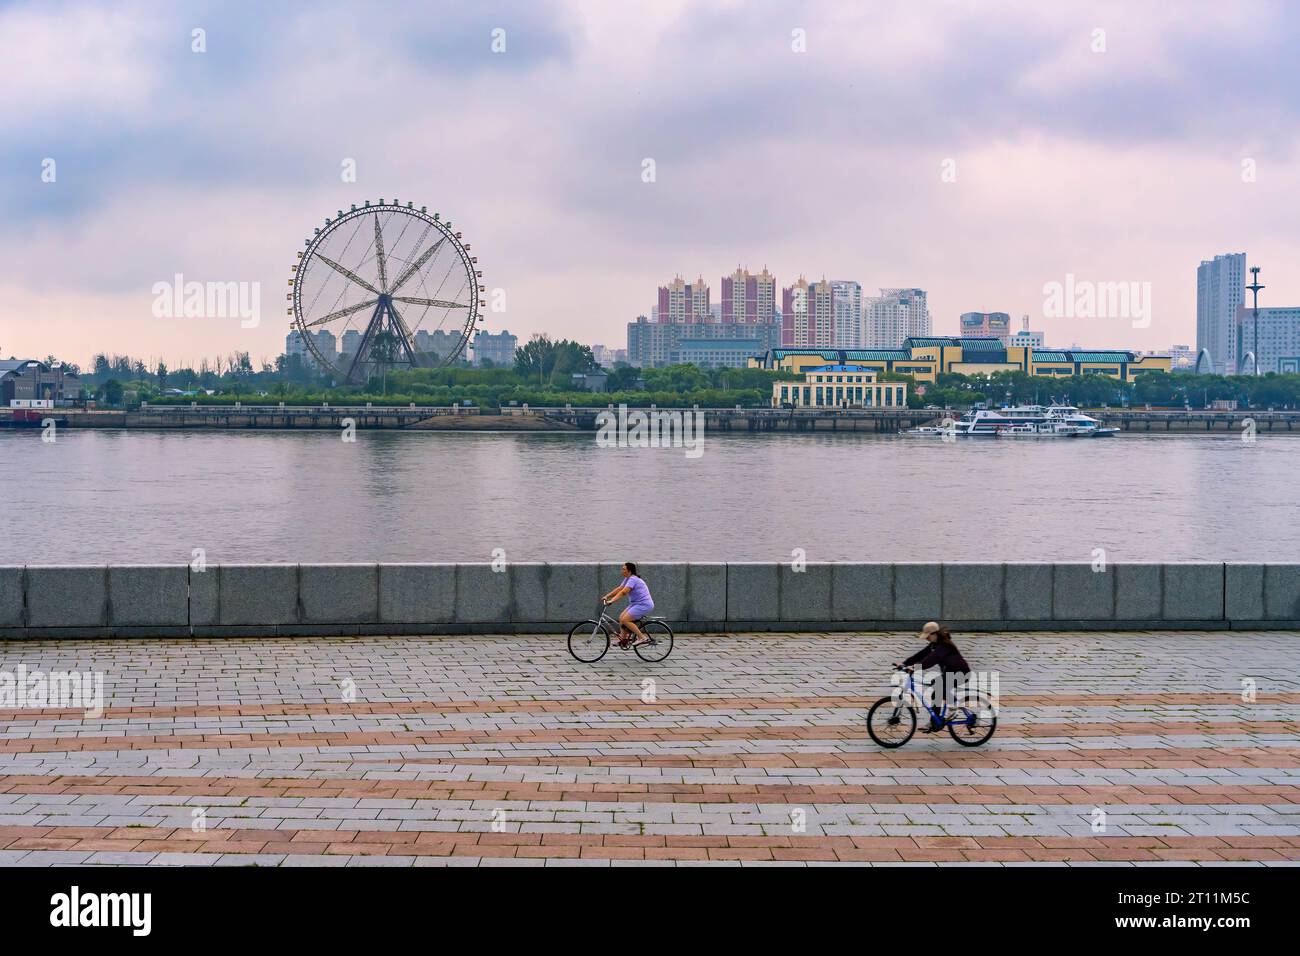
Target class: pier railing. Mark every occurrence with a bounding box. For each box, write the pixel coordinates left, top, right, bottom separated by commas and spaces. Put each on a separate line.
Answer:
1, 562, 1295, 638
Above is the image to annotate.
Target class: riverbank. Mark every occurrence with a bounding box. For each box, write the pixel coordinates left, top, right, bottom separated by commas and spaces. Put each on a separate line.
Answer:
0, 408, 578, 431
5, 405, 1299, 432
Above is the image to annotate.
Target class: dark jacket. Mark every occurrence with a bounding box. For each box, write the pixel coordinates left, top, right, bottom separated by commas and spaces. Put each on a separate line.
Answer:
902, 641, 970, 674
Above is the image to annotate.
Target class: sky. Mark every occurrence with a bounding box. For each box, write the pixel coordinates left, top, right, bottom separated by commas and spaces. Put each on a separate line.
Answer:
3, 0, 1300, 369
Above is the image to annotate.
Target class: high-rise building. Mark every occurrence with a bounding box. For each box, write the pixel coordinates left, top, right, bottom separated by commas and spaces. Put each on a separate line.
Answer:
1197, 253, 1246, 374
960, 312, 1011, 340
1235, 307, 1300, 374
830, 280, 862, 348
627, 314, 781, 368
657, 274, 710, 323
285, 328, 347, 368
862, 288, 930, 348
310, 330, 337, 362
413, 328, 469, 364
721, 267, 777, 324
781, 277, 835, 348
341, 329, 362, 360
472, 329, 518, 367
592, 344, 629, 367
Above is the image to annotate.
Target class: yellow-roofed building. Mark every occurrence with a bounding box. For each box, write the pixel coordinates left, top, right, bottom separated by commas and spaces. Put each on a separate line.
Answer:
749, 337, 1171, 383
771, 364, 907, 409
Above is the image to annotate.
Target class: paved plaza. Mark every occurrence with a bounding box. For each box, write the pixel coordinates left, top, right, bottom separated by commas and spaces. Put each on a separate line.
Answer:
0, 630, 1298, 866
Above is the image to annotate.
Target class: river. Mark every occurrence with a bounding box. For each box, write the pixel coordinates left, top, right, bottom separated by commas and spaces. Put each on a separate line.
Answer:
2, 429, 1295, 564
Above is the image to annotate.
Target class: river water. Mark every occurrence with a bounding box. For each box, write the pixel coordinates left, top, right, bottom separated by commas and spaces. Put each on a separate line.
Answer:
2, 429, 1296, 564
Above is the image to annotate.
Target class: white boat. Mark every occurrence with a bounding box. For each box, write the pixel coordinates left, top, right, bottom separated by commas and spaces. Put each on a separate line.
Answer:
993, 421, 1084, 437
903, 410, 1011, 437
1043, 405, 1119, 436
905, 404, 1117, 438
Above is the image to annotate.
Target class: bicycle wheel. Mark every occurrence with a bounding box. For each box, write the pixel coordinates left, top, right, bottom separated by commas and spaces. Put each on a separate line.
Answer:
568, 619, 611, 662
947, 692, 997, 747
866, 695, 916, 748
633, 621, 674, 662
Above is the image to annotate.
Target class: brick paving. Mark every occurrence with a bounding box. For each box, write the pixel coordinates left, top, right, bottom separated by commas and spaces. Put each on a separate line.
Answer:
1, 631, 1298, 866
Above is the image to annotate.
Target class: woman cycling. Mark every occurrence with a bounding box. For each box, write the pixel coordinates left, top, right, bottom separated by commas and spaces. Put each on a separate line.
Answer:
896, 621, 970, 732
602, 562, 654, 648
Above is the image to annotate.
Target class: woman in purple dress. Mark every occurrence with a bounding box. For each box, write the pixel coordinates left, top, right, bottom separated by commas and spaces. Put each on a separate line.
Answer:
602, 562, 655, 648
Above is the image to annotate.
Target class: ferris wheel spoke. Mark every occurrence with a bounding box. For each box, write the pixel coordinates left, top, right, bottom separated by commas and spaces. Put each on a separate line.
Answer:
373, 216, 389, 292
315, 251, 381, 295
303, 298, 378, 328
394, 296, 467, 309
389, 238, 446, 293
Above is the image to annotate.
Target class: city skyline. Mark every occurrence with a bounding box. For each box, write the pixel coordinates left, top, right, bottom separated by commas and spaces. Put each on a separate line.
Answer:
5, 1, 1300, 365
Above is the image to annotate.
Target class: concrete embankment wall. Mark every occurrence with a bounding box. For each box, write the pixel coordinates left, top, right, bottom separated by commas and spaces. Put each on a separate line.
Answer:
0, 563, 1297, 638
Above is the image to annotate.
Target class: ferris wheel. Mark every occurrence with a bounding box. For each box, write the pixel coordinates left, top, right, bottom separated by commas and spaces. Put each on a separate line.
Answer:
289, 199, 483, 383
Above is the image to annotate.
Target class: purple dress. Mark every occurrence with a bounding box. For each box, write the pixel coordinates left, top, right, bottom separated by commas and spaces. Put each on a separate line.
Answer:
622, 575, 655, 619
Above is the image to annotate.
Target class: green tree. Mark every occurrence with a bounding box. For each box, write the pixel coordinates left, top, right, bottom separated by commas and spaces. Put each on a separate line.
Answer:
605, 366, 643, 391
514, 334, 597, 385
369, 330, 400, 395
99, 379, 124, 406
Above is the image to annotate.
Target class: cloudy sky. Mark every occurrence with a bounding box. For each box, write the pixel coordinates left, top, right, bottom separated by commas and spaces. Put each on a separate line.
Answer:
3, 0, 1299, 368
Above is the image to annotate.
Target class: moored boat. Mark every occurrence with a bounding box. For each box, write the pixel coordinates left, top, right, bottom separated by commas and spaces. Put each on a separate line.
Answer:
903, 404, 1116, 438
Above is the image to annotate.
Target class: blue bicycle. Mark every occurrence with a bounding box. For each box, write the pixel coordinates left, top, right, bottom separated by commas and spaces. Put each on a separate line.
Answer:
866, 667, 997, 748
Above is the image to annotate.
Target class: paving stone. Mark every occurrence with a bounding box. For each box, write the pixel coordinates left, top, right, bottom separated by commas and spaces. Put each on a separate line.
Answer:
0, 629, 1295, 868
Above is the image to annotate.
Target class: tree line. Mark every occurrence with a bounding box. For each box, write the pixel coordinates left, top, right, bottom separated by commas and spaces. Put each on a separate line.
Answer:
913, 369, 1300, 410
38, 337, 1300, 411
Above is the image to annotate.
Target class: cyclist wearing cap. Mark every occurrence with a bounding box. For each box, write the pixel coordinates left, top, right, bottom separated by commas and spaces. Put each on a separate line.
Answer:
896, 621, 970, 732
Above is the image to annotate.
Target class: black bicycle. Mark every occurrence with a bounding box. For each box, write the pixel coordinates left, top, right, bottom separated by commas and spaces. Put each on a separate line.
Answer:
567, 599, 674, 663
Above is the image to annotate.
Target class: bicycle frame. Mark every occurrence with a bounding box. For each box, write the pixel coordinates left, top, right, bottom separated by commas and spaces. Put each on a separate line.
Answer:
892, 668, 961, 724
595, 600, 658, 638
